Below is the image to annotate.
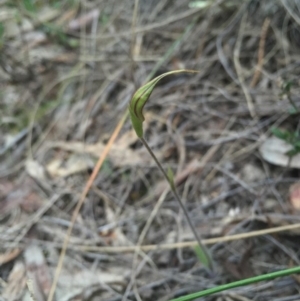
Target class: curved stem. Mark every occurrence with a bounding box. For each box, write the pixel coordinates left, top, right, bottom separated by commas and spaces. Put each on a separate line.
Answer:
140, 137, 214, 271
169, 265, 300, 301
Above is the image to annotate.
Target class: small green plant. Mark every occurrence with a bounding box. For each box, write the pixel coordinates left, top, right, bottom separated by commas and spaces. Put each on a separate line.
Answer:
272, 127, 300, 157
23, 0, 37, 12
129, 70, 214, 272
129, 71, 300, 300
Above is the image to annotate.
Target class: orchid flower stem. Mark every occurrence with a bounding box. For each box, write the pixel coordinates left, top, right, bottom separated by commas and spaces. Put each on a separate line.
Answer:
140, 137, 214, 272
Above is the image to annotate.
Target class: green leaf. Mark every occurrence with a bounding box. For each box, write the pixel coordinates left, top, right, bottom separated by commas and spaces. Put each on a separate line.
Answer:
168, 266, 300, 301
23, 0, 36, 12
194, 245, 210, 269
129, 70, 198, 138
167, 167, 175, 190
285, 149, 299, 157
271, 127, 290, 141
282, 80, 293, 93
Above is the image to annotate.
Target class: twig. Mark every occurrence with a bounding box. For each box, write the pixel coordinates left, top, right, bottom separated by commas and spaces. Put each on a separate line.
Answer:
233, 13, 256, 119
250, 18, 271, 88
46, 114, 127, 301
77, 222, 300, 253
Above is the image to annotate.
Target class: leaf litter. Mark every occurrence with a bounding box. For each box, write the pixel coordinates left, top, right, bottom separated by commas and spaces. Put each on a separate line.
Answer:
1, 0, 300, 300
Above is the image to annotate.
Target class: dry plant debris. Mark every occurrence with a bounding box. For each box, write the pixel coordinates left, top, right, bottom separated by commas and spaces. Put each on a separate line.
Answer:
1, 0, 300, 301
259, 136, 300, 169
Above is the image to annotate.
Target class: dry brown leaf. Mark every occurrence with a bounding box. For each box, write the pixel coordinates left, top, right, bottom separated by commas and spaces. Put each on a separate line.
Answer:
55, 267, 125, 301
44, 140, 153, 178
289, 182, 300, 211
20, 191, 43, 213
24, 245, 52, 301
46, 154, 94, 178
44, 111, 155, 178
3, 261, 27, 301
59, 268, 125, 287
0, 180, 14, 197
5, 18, 33, 38
52, 52, 77, 63
259, 136, 300, 169
26, 160, 46, 181
0, 248, 21, 265
29, 46, 66, 62
0, 178, 42, 214
0, 8, 15, 22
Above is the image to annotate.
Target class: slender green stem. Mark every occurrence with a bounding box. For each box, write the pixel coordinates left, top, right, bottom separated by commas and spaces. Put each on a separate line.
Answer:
140, 137, 214, 271
169, 265, 300, 301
